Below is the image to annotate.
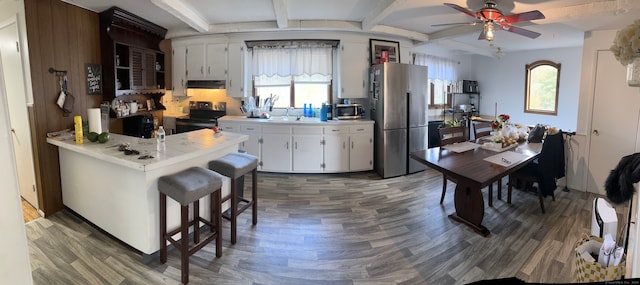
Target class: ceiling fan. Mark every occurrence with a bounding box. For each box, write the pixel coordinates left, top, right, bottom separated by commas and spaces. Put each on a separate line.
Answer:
436, 1, 545, 42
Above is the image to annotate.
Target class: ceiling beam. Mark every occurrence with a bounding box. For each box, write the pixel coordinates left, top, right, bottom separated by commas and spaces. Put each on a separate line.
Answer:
370, 25, 429, 42
361, 0, 403, 31
425, 39, 495, 58
272, 0, 289, 28
150, 0, 209, 33
427, 24, 482, 42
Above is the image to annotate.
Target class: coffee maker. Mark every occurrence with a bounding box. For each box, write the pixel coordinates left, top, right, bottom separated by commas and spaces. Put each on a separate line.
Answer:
123, 115, 154, 138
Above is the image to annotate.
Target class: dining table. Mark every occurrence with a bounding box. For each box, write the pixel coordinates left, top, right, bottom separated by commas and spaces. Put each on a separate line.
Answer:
410, 141, 541, 236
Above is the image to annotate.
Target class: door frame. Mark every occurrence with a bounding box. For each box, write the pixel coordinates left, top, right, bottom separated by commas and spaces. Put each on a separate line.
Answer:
0, 16, 39, 211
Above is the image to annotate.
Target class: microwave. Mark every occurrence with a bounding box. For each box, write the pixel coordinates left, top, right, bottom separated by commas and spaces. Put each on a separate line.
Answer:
334, 103, 362, 120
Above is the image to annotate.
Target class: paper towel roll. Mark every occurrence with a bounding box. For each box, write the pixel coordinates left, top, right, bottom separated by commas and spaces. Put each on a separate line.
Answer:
88, 108, 102, 134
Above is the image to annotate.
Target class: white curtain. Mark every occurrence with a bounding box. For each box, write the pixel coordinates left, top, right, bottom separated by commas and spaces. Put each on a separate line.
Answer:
252, 43, 333, 84
413, 53, 458, 80
414, 53, 458, 105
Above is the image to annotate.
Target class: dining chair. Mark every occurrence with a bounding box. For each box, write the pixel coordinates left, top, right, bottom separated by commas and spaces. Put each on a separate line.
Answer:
473, 121, 493, 142
438, 126, 496, 206
438, 126, 498, 207
439, 126, 466, 146
472, 121, 504, 201
507, 130, 565, 213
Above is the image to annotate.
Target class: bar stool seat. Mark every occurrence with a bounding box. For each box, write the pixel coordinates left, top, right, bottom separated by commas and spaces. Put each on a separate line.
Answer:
158, 166, 224, 284
209, 152, 258, 244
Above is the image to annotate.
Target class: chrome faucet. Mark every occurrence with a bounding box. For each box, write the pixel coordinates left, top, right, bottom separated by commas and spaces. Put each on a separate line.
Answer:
285, 106, 296, 119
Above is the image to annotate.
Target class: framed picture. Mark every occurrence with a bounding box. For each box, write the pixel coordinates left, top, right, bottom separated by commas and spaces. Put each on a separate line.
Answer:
369, 39, 400, 65
85, 63, 102, 95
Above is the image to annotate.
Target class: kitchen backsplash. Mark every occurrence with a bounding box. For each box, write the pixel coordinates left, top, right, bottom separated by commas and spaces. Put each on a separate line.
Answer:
162, 89, 243, 116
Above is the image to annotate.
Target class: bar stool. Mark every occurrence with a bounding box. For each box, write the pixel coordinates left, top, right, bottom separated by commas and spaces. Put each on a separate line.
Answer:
208, 152, 258, 244
158, 167, 224, 284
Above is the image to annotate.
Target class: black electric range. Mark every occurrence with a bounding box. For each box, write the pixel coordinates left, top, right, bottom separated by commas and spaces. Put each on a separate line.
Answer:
175, 101, 226, 133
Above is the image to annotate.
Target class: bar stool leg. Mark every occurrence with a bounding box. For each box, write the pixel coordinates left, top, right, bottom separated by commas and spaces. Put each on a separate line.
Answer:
230, 178, 238, 244
252, 168, 257, 225
159, 193, 167, 264
180, 205, 189, 284
193, 200, 200, 244
211, 190, 222, 258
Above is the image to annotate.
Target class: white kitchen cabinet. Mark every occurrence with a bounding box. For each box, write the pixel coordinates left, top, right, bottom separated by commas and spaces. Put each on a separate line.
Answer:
349, 125, 373, 171
240, 124, 261, 159
217, 118, 374, 173
218, 122, 240, 132
206, 43, 227, 80
261, 125, 292, 172
339, 42, 369, 98
292, 126, 323, 172
227, 42, 247, 97
172, 45, 187, 97
185, 42, 227, 81
323, 126, 349, 172
186, 43, 206, 80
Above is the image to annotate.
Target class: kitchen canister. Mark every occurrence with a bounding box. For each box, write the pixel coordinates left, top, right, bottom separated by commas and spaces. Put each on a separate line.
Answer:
320, 103, 328, 121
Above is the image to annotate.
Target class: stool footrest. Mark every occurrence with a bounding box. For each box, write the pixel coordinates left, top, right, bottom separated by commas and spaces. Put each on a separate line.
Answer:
164, 218, 219, 250
222, 198, 253, 220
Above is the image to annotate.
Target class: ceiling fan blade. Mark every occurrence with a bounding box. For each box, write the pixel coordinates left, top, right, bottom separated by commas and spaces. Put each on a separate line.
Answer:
478, 30, 486, 40
444, 3, 477, 18
505, 25, 541, 39
502, 10, 545, 23
432, 21, 480, 27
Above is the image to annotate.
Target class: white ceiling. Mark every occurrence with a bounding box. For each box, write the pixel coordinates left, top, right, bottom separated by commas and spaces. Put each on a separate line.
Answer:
62, 0, 640, 57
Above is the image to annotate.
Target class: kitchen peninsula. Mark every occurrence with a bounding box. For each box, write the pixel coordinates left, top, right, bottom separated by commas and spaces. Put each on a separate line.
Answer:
47, 129, 248, 255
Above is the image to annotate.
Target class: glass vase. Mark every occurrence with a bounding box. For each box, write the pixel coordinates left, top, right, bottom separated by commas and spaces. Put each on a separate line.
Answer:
627, 57, 640, 87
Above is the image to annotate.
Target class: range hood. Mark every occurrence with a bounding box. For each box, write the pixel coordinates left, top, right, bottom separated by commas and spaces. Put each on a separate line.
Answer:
186, 80, 226, 89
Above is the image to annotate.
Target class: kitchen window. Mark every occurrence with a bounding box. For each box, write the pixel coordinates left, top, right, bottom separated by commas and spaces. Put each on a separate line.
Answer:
414, 53, 458, 108
251, 41, 335, 108
524, 60, 560, 115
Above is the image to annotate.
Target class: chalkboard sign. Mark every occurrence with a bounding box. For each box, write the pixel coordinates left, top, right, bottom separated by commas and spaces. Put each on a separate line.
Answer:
86, 63, 102, 95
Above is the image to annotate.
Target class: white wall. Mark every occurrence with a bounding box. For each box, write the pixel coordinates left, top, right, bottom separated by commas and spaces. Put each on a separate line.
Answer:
471, 47, 583, 132
0, 0, 34, 284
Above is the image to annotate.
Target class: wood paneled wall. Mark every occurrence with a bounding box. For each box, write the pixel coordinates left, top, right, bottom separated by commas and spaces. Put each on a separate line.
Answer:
24, 0, 102, 215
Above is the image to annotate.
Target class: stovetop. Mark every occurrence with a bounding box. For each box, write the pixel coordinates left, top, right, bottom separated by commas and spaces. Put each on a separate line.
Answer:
177, 101, 226, 122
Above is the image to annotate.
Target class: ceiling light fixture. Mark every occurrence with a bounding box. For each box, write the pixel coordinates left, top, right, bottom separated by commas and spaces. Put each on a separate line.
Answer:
484, 21, 495, 42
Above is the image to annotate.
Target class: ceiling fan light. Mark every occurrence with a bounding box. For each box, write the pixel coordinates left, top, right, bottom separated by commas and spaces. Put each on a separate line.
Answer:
484, 22, 495, 42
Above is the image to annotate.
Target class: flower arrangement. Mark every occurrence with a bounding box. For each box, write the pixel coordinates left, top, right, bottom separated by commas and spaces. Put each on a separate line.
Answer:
491, 114, 510, 130
610, 19, 640, 66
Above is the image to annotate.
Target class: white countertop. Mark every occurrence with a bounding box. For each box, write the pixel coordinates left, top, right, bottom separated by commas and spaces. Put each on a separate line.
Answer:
47, 129, 248, 172
219, 115, 374, 125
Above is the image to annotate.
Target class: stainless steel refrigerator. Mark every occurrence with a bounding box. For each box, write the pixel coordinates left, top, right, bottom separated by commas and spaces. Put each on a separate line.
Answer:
370, 62, 428, 178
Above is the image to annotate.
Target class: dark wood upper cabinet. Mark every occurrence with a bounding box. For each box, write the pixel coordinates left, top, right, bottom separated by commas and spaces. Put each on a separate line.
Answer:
100, 7, 167, 101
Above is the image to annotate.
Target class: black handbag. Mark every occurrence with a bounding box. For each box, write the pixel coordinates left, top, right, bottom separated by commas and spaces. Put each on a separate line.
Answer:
528, 124, 546, 143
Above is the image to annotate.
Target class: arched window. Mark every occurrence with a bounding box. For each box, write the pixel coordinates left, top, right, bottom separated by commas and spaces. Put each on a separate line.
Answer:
524, 60, 560, 115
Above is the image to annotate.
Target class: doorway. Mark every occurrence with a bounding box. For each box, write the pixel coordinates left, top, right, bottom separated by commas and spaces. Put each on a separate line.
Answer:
586, 50, 640, 193
0, 19, 39, 216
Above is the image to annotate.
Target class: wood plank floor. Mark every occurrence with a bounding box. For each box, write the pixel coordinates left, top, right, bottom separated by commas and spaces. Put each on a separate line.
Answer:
25, 169, 626, 284
22, 198, 40, 223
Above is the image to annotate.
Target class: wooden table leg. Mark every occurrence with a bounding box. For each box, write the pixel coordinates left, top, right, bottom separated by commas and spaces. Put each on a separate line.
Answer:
448, 181, 490, 237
